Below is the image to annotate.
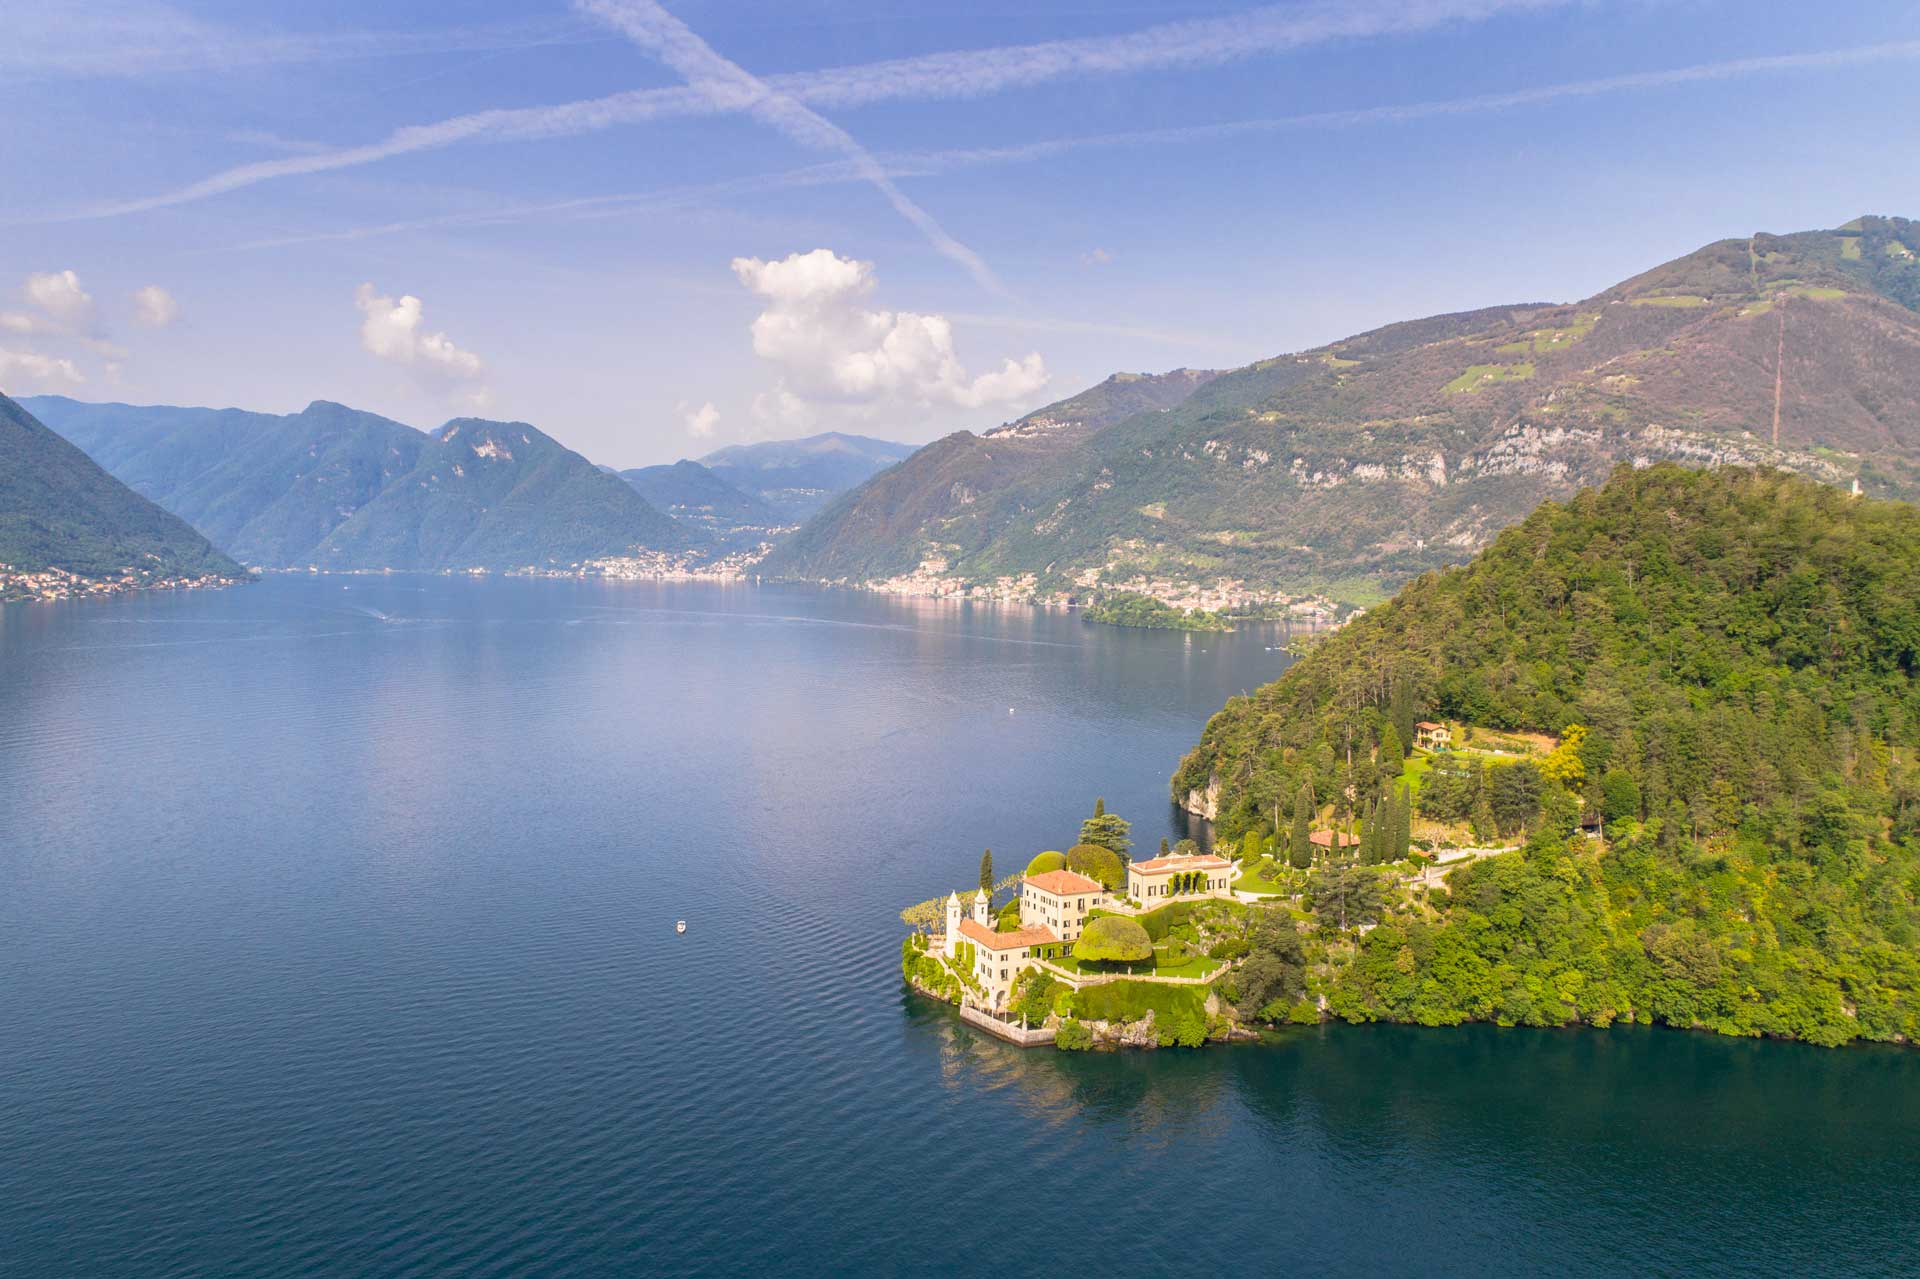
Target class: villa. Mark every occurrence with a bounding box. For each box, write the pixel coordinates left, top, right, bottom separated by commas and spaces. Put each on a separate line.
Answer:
1415, 720, 1453, 750
1020, 868, 1107, 940
1309, 829, 1361, 851
1126, 851, 1233, 902
943, 889, 1063, 1008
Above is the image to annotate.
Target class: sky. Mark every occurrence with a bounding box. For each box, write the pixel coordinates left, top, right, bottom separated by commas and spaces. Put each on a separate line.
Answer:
4, 0, 1919, 468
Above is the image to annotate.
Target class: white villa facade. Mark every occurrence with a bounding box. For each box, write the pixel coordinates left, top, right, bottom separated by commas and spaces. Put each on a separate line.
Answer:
944, 889, 1062, 1008
1126, 851, 1234, 903
1019, 869, 1107, 941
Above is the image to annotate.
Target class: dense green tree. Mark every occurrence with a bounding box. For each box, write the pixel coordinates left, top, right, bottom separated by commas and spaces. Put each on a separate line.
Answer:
1074, 916, 1153, 964
1308, 865, 1388, 932
1290, 784, 1313, 870
1232, 910, 1309, 1021
1390, 678, 1417, 746
1490, 762, 1544, 834
978, 849, 994, 900
1379, 722, 1405, 778
1600, 769, 1642, 824
1025, 850, 1067, 875
1080, 798, 1133, 856
1065, 842, 1126, 890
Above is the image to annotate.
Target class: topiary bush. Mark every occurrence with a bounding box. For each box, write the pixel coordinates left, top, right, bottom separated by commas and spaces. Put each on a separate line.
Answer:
1025, 850, 1068, 875
1066, 842, 1126, 890
1073, 915, 1152, 963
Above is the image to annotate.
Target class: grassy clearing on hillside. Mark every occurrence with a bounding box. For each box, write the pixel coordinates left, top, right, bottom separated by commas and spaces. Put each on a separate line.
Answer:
1841, 236, 1863, 260
1629, 294, 1709, 307
1443, 363, 1536, 394
1495, 312, 1599, 355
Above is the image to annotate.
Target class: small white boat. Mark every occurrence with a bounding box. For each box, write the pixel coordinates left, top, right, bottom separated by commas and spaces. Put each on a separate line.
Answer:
675, 920, 687, 935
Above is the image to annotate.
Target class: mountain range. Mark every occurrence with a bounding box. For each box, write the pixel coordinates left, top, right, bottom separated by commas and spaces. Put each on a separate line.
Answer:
615, 460, 782, 547
23, 396, 689, 571
762, 217, 1920, 606
0, 393, 244, 589
696, 432, 917, 521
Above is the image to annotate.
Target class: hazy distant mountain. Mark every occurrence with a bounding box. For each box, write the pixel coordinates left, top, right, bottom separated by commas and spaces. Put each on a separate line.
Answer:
764, 216, 1920, 604
698, 431, 915, 521
0, 393, 243, 585
617, 459, 782, 545
27, 397, 692, 570
310, 417, 693, 570
26, 397, 425, 566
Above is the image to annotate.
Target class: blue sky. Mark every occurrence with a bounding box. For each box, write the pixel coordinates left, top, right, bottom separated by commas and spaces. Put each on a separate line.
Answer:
4, 0, 1918, 466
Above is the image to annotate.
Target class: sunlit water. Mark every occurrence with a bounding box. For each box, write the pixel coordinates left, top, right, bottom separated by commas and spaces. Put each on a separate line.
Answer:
2, 578, 1914, 1277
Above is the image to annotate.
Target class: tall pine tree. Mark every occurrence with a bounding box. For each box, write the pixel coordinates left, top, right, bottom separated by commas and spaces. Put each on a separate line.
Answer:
979, 848, 994, 899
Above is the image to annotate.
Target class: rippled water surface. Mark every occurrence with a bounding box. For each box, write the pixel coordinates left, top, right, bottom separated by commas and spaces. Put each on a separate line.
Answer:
2, 577, 1915, 1277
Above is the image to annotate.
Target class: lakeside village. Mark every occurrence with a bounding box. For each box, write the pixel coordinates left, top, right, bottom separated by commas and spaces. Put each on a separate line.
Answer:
901, 719, 1595, 1050
0, 561, 240, 605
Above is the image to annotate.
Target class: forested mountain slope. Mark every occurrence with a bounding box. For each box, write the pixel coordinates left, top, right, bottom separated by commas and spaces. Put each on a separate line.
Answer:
767, 218, 1920, 604
0, 394, 244, 586
1174, 464, 1920, 1045
310, 417, 691, 570
698, 431, 914, 521
25, 397, 692, 570
26, 396, 425, 566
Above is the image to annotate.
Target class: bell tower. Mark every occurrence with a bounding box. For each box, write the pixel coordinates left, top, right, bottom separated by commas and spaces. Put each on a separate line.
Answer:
943, 891, 962, 957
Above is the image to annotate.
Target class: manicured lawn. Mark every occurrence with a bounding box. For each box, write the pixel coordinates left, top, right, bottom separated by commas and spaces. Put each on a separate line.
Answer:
1234, 856, 1294, 895
1068, 980, 1209, 1024
1047, 948, 1219, 979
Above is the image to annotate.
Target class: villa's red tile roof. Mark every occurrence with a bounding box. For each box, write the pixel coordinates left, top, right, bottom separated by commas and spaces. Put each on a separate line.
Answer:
957, 918, 1058, 951
1024, 869, 1104, 896
1129, 853, 1231, 874
1310, 829, 1361, 848
1416, 720, 1446, 730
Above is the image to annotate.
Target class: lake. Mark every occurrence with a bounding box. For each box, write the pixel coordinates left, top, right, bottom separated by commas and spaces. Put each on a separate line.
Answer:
2, 577, 1914, 1277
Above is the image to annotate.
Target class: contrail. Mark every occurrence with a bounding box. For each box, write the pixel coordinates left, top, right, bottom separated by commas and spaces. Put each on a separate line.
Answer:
576, 0, 1003, 295
42, 0, 1573, 222
225, 39, 1920, 254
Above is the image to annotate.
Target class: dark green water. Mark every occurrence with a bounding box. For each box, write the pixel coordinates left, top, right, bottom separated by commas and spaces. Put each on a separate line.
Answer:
1, 578, 1914, 1276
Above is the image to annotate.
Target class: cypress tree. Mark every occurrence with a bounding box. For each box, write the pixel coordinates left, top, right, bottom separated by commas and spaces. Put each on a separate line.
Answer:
1289, 783, 1313, 870
1399, 787, 1414, 859
1359, 799, 1379, 864
1379, 723, 1405, 777
979, 848, 994, 899
1390, 679, 1417, 746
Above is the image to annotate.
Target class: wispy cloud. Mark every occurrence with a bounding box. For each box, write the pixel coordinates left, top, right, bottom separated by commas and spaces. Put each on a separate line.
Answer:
223, 38, 1920, 257
578, 0, 1002, 294
3, 1, 592, 82
49, 0, 1571, 221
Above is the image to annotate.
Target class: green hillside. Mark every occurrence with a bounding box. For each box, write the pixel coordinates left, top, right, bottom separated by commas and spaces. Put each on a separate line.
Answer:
699, 431, 914, 521
312, 418, 693, 570
618, 459, 781, 546
766, 218, 1920, 604
0, 394, 244, 586
26, 397, 694, 570
26, 397, 426, 566
1173, 464, 1920, 1046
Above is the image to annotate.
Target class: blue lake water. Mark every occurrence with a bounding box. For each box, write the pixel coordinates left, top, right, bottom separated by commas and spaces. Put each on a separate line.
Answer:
2, 577, 1915, 1277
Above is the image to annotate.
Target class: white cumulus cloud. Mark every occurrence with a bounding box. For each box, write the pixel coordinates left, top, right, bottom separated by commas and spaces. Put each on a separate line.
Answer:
132, 284, 179, 327
23, 269, 97, 333
353, 283, 486, 382
731, 249, 1047, 417
0, 347, 85, 391
681, 400, 720, 439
